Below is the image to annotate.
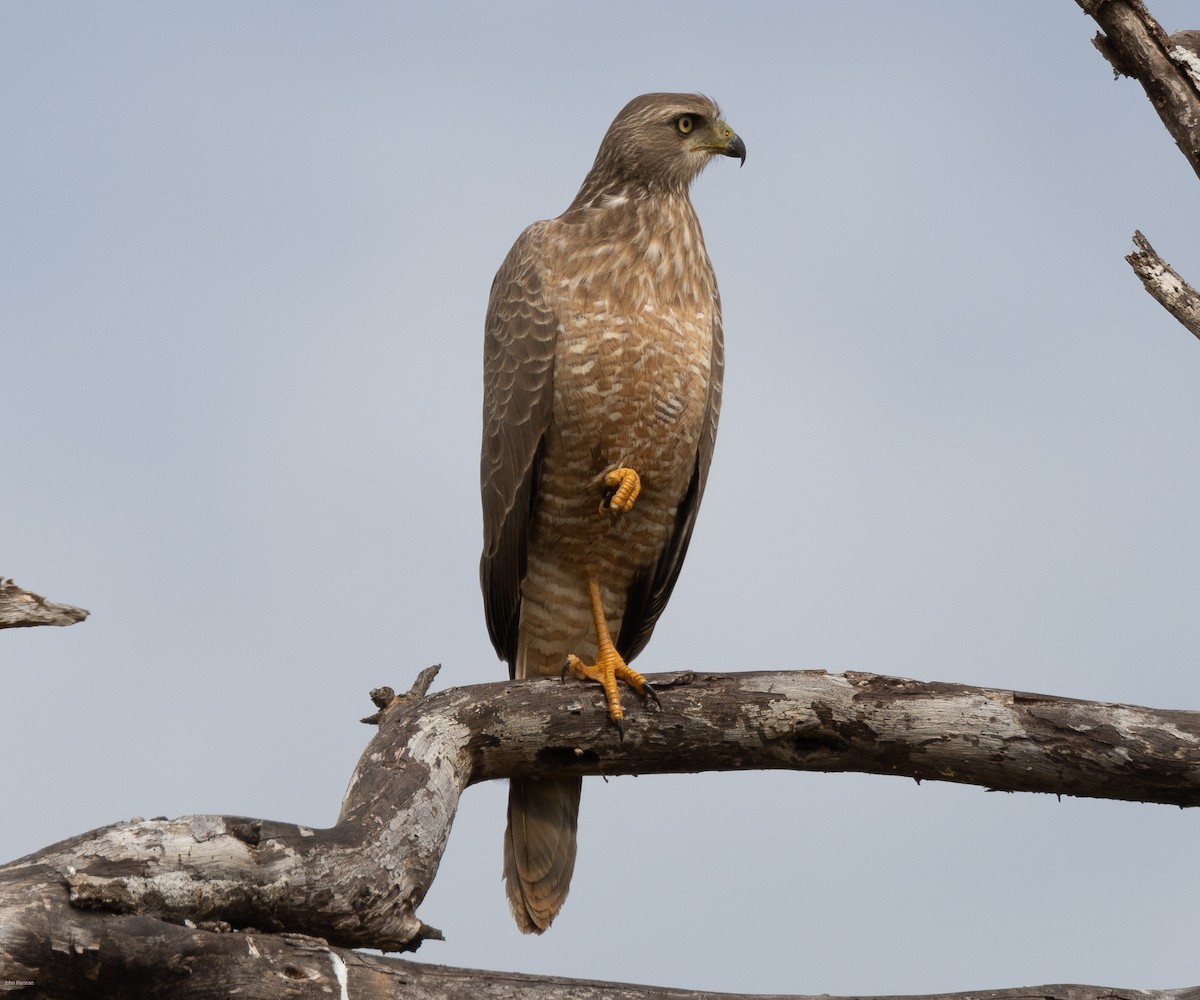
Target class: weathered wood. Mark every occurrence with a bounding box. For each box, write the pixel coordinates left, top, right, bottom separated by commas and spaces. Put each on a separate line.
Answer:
3, 667, 1200, 998
1078, 0, 1200, 181
1171, 30, 1200, 90
3, 887, 1197, 1000
1076, 1, 1200, 341
0, 578, 88, 629
1126, 230, 1200, 339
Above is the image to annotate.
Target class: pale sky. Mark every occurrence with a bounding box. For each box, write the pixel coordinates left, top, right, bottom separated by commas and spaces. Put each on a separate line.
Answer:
4, 2, 1200, 993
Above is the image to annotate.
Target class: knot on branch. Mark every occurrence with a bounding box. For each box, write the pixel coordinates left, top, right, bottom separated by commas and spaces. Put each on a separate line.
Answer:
361, 664, 442, 725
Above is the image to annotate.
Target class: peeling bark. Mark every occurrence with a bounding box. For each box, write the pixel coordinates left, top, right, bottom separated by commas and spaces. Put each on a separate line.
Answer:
3, 667, 1199, 996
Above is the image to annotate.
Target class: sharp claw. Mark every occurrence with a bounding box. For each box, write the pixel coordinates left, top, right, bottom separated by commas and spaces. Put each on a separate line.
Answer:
561, 658, 571, 682
615, 715, 625, 742
643, 682, 661, 709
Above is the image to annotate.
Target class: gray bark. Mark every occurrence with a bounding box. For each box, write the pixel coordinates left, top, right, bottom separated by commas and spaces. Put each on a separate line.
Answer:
3, 666, 1199, 997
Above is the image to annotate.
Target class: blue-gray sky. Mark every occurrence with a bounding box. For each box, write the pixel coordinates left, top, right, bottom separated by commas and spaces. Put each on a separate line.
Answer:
4, 2, 1199, 992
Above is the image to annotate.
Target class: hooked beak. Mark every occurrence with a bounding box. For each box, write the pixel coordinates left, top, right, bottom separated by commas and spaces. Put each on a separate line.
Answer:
723, 131, 746, 166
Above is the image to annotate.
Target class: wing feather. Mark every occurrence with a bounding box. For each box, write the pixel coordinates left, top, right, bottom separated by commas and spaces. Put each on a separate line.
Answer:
480, 224, 558, 673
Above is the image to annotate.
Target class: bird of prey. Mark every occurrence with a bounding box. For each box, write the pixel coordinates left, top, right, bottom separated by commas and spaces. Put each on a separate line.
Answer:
480, 92, 744, 933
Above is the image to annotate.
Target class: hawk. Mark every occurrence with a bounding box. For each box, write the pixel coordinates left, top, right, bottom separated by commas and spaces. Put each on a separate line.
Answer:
480, 92, 744, 933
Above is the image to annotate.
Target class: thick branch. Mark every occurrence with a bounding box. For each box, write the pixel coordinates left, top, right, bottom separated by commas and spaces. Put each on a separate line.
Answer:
4, 668, 1200, 994
4, 669, 1199, 961
3, 891, 1197, 1000
1126, 230, 1200, 338
0, 578, 88, 629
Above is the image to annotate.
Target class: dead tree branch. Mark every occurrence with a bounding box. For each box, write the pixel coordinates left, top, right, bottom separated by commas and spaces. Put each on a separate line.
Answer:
1127, 230, 1200, 338
1077, 0, 1200, 336
0, 578, 88, 629
4, 898, 1198, 1000
1080, 0, 1200, 179
3, 667, 1199, 996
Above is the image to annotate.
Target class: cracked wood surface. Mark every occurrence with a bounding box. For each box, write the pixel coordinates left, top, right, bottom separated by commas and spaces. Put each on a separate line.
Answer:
2, 667, 1199, 999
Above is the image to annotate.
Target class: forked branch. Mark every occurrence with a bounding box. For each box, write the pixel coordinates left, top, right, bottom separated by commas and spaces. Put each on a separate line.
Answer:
3, 667, 1199, 997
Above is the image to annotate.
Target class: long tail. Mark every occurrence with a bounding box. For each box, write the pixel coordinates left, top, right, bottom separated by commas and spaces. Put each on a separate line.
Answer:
504, 775, 581, 933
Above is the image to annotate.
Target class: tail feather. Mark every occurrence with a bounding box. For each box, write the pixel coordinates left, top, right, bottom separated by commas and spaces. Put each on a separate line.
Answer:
504, 775, 581, 933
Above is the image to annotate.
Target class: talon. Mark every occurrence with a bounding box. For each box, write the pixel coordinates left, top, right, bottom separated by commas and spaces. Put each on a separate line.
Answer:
563, 578, 661, 731
600, 467, 641, 515
643, 681, 661, 709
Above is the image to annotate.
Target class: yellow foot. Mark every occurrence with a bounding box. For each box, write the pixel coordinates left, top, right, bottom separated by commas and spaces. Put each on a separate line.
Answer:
564, 650, 660, 738
564, 577, 661, 737
600, 467, 641, 515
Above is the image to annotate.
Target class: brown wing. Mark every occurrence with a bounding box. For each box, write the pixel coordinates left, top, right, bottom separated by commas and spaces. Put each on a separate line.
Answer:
616, 296, 725, 662
480, 223, 558, 674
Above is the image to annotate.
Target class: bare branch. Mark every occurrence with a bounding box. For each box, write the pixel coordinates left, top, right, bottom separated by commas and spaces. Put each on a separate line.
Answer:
3, 668, 1199, 993
1127, 230, 1200, 338
1079, 0, 1200, 180
0, 577, 88, 629
1076, 1, 1200, 340
6, 671, 1200, 947
4, 888, 1198, 1000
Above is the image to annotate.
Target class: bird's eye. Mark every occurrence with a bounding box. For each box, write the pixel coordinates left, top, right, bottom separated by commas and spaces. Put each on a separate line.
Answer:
675, 116, 694, 135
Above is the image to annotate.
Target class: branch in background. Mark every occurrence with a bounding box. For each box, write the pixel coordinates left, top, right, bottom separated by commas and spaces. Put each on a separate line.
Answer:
5, 888, 1200, 1000
2, 913, 1197, 1000
0, 577, 88, 629
1080, 0, 1200, 179
1127, 231, 1200, 339
1077, 1, 1200, 338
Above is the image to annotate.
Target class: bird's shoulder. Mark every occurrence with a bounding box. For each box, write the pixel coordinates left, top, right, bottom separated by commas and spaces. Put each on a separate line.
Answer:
485, 220, 560, 345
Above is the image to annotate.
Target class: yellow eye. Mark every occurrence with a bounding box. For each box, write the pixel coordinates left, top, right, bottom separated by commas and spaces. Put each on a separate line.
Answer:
676, 116, 694, 135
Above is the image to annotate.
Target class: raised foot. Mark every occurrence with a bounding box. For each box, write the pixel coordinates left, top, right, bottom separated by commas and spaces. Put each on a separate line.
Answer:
600, 467, 641, 514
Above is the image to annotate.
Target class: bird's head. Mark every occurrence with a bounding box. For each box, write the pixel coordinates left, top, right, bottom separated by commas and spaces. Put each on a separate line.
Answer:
575, 92, 745, 203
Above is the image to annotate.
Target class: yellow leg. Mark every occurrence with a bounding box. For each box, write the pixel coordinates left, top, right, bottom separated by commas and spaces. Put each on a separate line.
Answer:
565, 578, 659, 733
600, 467, 641, 515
